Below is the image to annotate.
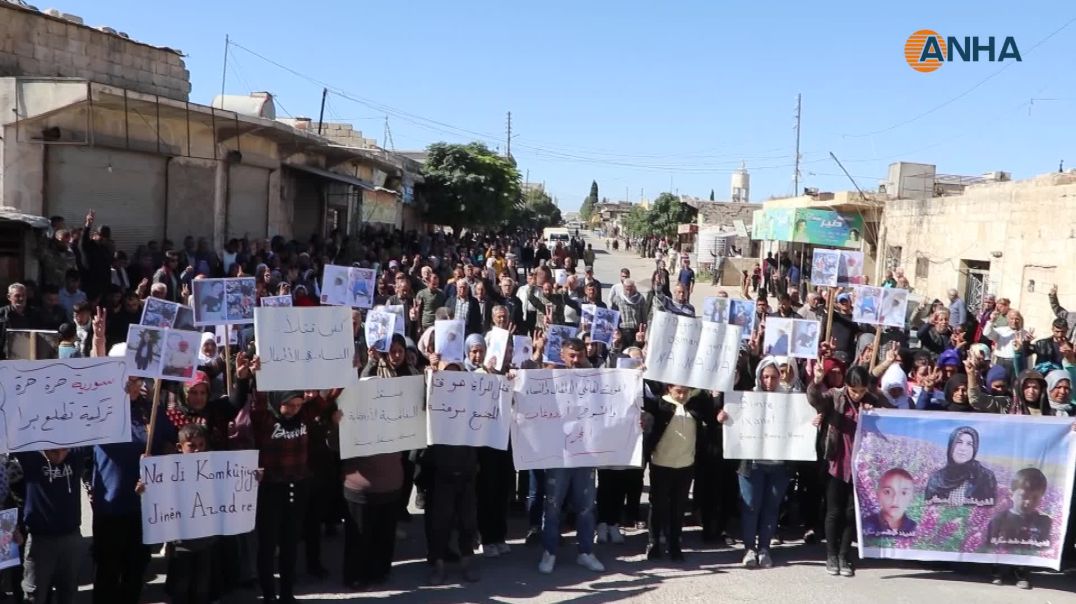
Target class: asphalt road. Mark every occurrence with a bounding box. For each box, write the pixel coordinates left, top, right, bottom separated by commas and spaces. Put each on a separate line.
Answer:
73, 237, 1074, 602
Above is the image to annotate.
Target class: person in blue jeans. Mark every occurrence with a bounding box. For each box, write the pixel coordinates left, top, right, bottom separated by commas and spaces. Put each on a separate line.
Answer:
718, 355, 801, 569
525, 470, 546, 544
535, 336, 606, 575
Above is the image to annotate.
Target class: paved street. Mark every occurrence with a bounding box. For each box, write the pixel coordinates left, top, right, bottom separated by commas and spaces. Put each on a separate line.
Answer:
72, 238, 1073, 602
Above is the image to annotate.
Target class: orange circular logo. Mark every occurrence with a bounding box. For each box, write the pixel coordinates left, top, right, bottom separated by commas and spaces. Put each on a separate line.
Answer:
905, 29, 946, 72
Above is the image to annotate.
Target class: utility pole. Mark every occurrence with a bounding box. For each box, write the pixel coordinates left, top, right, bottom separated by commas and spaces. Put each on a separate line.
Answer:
794, 93, 802, 196
505, 111, 512, 158
218, 34, 229, 108
316, 87, 327, 135
382, 116, 395, 150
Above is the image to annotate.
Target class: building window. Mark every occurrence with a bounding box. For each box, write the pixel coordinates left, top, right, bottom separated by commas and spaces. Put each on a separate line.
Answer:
915, 257, 929, 279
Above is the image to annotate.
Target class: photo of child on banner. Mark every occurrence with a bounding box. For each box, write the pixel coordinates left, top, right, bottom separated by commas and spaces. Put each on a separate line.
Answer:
434, 319, 466, 364
702, 296, 730, 323
543, 324, 579, 366
852, 410, 1076, 570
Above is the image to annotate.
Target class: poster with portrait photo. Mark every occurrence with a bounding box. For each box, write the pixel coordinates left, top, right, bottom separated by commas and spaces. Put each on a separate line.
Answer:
379, 304, 406, 337
173, 305, 196, 331
702, 296, 730, 324
728, 299, 756, 341
511, 335, 533, 368
853, 285, 884, 325
320, 265, 377, 309
543, 324, 579, 366
140, 297, 180, 329
811, 249, 840, 288
214, 324, 238, 348
837, 251, 865, 286
763, 317, 792, 357
880, 288, 910, 328
790, 319, 821, 359
435, 319, 466, 364
260, 295, 293, 308
485, 327, 510, 372
580, 304, 596, 328
365, 308, 395, 353
590, 308, 620, 347
0, 509, 19, 570
159, 329, 201, 381
223, 277, 257, 324
853, 410, 1076, 570
554, 269, 568, 286
125, 324, 164, 379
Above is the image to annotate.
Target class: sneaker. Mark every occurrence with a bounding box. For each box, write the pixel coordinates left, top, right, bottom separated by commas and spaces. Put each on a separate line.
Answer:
1013, 568, 1031, 590
595, 523, 609, 544
724, 534, 738, 548
770, 536, 784, 547
538, 551, 556, 574
577, 553, 605, 572
839, 558, 855, 577
758, 549, 773, 569
990, 567, 1005, 586
803, 529, 818, 544
825, 555, 840, 576
482, 544, 500, 558
742, 549, 759, 569
496, 543, 511, 555
609, 525, 626, 544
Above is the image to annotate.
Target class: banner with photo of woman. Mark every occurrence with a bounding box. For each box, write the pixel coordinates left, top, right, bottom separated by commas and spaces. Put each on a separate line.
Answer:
853, 410, 1076, 570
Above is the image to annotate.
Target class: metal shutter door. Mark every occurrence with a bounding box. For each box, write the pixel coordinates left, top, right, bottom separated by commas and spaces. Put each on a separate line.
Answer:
46, 147, 166, 254
227, 165, 269, 241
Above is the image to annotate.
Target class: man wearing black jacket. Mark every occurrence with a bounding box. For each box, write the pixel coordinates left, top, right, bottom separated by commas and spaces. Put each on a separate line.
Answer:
78, 210, 114, 302
443, 281, 483, 335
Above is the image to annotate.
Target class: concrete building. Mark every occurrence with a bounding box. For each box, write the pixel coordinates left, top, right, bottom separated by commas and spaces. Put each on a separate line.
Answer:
695, 200, 762, 256
0, 4, 422, 290
880, 168, 1076, 334
596, 201, 634, 235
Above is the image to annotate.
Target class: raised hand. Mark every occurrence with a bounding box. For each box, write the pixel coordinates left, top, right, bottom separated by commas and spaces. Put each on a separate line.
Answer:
409, 299, 422, 322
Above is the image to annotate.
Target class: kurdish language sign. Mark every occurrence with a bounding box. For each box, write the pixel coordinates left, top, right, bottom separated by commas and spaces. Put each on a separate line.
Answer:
427, 372, 511, 449
140, 450, 260, 544
644, 310, 741, 392
0, 358, 130, 452
510, 369, 643, 470
253, 307, 354, 391
721, 391, 818, 461
853, 410, 1076, 570
337, 375, 426, 459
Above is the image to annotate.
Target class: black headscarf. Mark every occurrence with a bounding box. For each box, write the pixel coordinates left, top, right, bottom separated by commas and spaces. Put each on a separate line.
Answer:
266, 390, 304, 419
923, 426, 998, 505
943, 374, 970, 412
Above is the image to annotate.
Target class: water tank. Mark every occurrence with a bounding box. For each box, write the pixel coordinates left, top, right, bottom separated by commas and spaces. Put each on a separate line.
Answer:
210, 92, 277, 120
731, 165, 750, 203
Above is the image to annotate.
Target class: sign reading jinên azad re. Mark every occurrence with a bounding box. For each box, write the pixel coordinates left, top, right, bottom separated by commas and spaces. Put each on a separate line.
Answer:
644, 310, 740, 392
853, 410, 1076, 570
0, 358, 131, 452
721, 391, 818, 462
253, 306, 355, 391
140, 450, 260, 544
337, 375, 427, 459
427, 372, 512, 450
510, 369, 643, 471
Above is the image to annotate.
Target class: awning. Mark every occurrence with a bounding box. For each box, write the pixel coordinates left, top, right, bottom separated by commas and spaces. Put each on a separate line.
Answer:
283, 164, 374, 190
0, 208, 48, 228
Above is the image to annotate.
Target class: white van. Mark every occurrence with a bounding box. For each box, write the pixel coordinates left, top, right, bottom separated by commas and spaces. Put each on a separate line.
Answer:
543, 227, 571, 247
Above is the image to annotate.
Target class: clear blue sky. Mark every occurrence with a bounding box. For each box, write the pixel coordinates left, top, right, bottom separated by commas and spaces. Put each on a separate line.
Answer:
58, 1, 1076, 211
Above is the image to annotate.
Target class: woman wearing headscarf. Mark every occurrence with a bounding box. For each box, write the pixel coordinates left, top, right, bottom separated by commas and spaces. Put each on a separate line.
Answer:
715, 356, 799, 570
196, 332, 226, 398
1042, 368, 1076, 417
923, 426, 998, 508
968, 362, 1018, 414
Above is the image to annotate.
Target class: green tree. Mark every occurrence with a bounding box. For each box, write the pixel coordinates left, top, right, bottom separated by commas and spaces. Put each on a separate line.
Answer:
647, 192, 697, 237
510, 187, 562, 229
709, 189, 715, 201
579, 180, 599, 221
421, 142, 521, 230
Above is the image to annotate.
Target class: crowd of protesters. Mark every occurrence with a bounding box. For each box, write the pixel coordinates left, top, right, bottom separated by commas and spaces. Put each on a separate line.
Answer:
0, 209, 1074, 602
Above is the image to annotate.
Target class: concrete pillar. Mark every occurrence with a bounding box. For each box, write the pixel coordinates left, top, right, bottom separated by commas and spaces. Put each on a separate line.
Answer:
213, 152, 227, 252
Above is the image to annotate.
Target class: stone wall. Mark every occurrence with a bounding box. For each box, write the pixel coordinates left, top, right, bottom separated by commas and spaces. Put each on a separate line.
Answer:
0, 4, 190, 100
881, 171, 1076, 334
696, 200, 761, 253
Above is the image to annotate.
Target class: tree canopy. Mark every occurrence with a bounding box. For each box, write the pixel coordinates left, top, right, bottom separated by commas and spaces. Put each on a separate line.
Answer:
619, 192, 696, 237
421, 142, 521, 230
509, 187, 562, 230
579, 180, 599, 222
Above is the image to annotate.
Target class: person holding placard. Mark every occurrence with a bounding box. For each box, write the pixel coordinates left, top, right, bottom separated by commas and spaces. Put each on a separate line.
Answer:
807, 364, 890, 578
642, 384, 711, 562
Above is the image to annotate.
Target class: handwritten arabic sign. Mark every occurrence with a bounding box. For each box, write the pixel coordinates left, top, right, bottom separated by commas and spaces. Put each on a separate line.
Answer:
0, 358, 130, 452
338, 375, 426, 458
853, 410, 1076, 570
427, 372, 511, 449
253, 307, 355, 391
721, 391, 818, 461
644, 310, 741, 392
140, 450, 260, 544
511, 369, 643, 470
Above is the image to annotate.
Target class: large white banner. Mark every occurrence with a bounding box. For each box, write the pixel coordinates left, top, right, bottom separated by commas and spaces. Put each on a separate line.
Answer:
511, 369, 643, 470
427, 372, 511, 449
644, 310, 741, 392
721, 391, 818, 461
140, 450, 260, 544
254, 306, 355, 391
0, 358, 130, 452
338, 375, 426, 458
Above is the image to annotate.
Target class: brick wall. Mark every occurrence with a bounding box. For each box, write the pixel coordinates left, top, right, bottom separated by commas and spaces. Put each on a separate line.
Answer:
0, 4, 190, 100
